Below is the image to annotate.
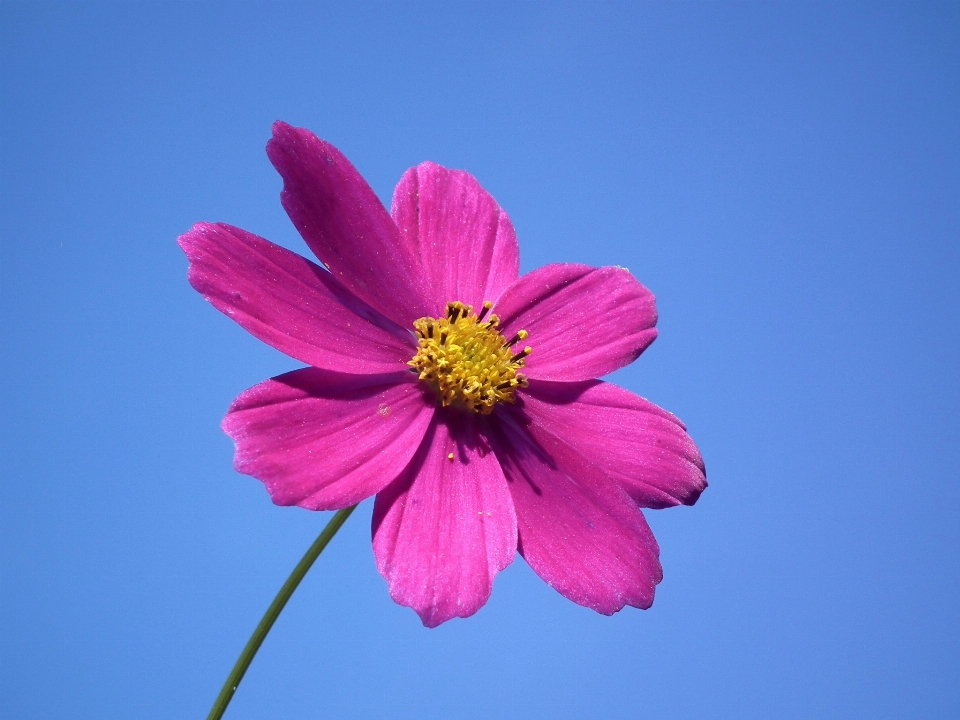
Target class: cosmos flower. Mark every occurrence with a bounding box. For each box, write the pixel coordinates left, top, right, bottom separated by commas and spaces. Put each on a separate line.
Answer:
179, 122, 706, 627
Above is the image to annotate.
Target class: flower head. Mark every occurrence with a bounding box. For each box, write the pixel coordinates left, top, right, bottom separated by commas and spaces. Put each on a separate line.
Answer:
410, 301, 530, 413
179, 122, 706, 627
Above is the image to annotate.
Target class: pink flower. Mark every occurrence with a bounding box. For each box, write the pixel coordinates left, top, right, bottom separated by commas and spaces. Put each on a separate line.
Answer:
179, 122, 706, 627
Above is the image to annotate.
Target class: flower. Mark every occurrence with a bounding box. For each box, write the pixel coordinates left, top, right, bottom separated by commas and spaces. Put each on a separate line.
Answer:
179, 121, 706, 627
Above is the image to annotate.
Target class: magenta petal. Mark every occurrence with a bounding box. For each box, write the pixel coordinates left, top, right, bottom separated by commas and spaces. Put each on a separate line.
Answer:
490, 411, 662, 614
519, 380, 706, 508
494, 264, 658, 381
372, 412, 517, 627
179, 223, 416, 374
266, 122, 431, 326
391, 162, 520, 315
223, 369, 433, 510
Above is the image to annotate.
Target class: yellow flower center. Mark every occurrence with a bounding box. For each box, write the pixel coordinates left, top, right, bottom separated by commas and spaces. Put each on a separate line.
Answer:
409, 301, 531, 415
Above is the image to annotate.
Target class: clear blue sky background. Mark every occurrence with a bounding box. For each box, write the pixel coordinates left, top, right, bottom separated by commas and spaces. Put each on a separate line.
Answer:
2, 2, 958, 718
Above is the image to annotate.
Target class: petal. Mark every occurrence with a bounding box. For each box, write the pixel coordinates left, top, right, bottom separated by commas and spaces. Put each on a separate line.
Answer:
390, 162, 520, 315
372, 410, 517, 627
489, 411, 662, 614
266, 122, 431, 326
519, 380, 707, 509
223, 369, 433, 510
179, 223, 416, 374
494, 264, 658, 381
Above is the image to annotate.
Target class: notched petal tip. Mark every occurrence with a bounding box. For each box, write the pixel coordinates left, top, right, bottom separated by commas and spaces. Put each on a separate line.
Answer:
267, 121, 339, 167
372, 415, 517, 627
390, 160, 520, 314
223, 368, 433, 511
270, 119, 293, 136
265, 121, 431, 327
494, 263, 660, 381
490, 416, 662, 614
519, 379, 707, 510
177, 220, 215, 253
176, 221, 416, 374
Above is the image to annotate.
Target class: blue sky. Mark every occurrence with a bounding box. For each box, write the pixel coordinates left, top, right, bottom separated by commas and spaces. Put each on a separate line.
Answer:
2, 2, 958, 718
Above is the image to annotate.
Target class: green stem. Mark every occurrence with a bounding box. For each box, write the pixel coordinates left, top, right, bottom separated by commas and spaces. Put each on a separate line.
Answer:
206, 504, 358, 720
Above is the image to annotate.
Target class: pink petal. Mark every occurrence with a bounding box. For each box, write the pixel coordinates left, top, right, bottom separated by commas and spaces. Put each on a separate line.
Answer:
519, 380, 707, 509
494, 264, 658, 381
179, 223, 417, 374
390, 162, 520, 315
266, 122, 431, 327
489, 411, 662, 614
372, 411, 517, 627
223, 369, 433, 510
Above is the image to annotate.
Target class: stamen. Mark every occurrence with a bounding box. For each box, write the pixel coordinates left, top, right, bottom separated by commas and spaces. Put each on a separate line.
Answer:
477, 301, 493, 322
511, 346, 532, 362
507, 329, 529, 346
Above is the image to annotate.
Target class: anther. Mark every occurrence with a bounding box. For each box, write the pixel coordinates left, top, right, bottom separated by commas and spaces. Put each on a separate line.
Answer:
477, 301, 493, 322
506, 329, 529, 346
447, 303, 461, 322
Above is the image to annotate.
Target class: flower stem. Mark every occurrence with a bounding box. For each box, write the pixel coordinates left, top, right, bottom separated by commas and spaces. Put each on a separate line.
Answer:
206, 504, 358, 720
